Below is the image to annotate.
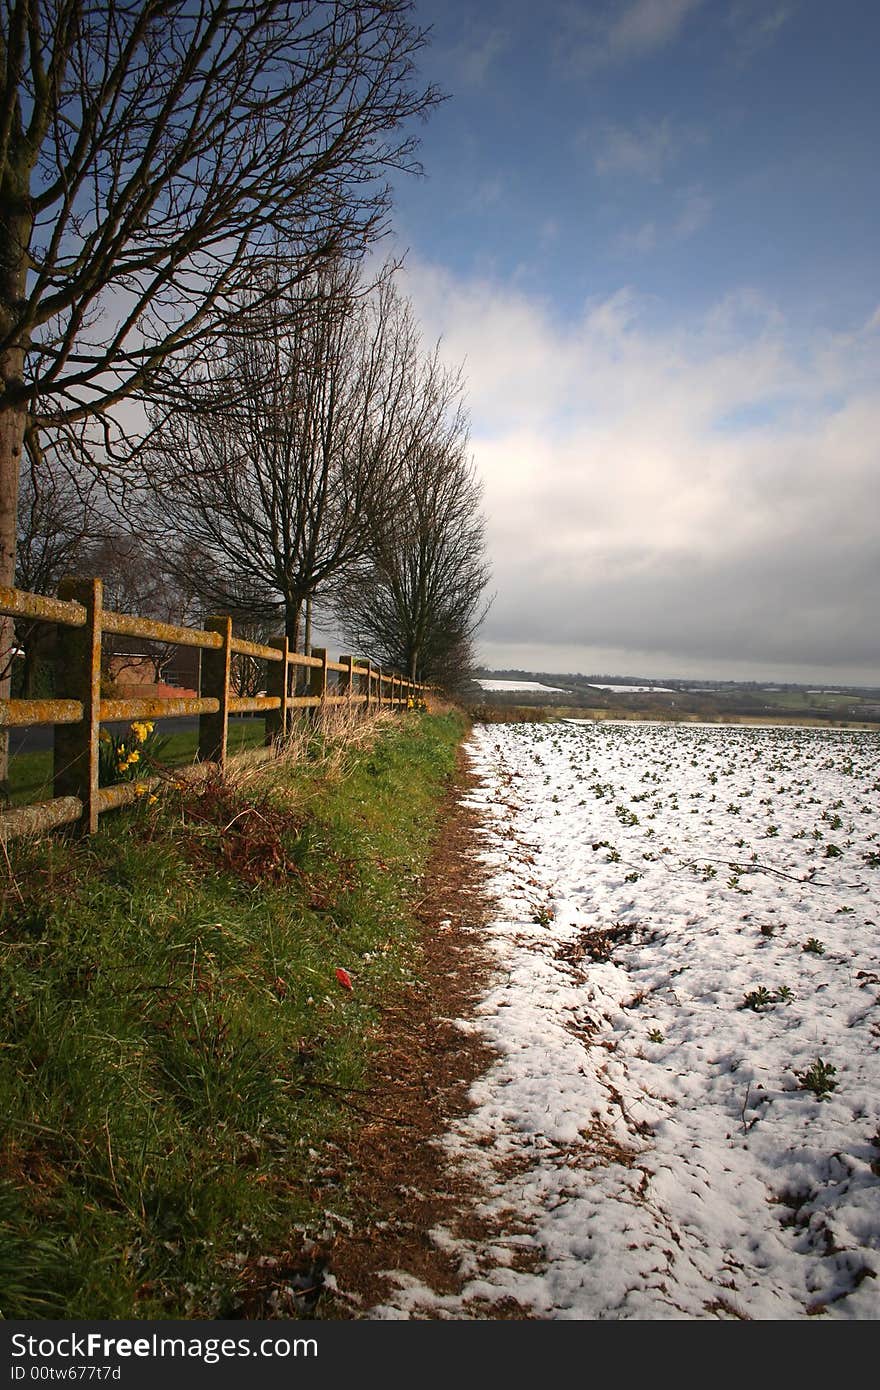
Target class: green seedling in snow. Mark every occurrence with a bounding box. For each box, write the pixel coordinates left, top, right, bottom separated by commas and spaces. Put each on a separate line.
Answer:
743, 986, 772, 1010
802, 937, 825, 955
797, 1057, 838, 1100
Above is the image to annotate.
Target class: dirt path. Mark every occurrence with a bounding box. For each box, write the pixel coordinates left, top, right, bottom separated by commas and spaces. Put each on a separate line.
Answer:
320, 748, 534, 1318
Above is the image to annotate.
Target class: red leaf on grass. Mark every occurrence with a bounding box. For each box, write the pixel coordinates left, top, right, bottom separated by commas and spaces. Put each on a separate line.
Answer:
335, 968, 353, 991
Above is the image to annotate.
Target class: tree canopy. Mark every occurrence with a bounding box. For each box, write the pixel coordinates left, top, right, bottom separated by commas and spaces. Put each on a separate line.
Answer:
0, 0, 438, 448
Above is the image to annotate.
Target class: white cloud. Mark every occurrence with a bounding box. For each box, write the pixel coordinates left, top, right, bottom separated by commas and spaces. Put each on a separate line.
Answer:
470, 176, 505, 209
586, 118, 692, 181
726, 1, 797, 62
398, 258, 880, 682
613, 186, 712, 256
609, 0, 704, 58
862, 304, 880, 334
673, 186, 713, 238
436, 25, 511, 89
558, 0, 704, 71
589, 117, 678, 179
615, 221, 659, 255
705, 286, 785, 336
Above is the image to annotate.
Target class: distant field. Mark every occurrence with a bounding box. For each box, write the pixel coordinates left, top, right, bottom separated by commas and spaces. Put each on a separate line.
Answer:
472, 704, 879, 731
469, 675, 880, 729
476, 678, 569, 694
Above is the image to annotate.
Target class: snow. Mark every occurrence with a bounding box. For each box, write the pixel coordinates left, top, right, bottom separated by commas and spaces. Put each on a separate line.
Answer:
373, 720, 880, 1320
477, 679, 568, 693
587, 683, 676, 693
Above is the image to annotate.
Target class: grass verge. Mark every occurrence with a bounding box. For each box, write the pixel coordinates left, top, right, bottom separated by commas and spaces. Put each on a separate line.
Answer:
0, 707, 466, 1318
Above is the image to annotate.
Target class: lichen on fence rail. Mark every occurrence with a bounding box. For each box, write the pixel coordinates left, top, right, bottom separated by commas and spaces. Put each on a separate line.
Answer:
0, 578, 427, 839
0, 698, 82, 727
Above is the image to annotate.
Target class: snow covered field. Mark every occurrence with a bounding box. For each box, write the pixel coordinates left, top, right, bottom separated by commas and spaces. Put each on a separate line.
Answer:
476, 679, 568, 693
587, 683, 675, 693
377, 720, 880, 1320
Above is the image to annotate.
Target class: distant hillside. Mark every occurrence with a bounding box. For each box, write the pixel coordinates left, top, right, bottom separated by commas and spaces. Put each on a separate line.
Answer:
467, 669, 880, 726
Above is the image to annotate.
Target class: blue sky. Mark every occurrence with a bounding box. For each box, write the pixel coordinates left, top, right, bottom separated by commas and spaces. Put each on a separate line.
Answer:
396, 0, 878, 336
370, 0, 880, 684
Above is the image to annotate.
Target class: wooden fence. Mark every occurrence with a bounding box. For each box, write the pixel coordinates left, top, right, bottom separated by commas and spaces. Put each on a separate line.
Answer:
0, 577, 425, 841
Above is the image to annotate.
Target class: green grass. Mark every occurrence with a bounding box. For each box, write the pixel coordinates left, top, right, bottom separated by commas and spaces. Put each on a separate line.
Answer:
0, 709, 465, 1318
9, 720, 267, 806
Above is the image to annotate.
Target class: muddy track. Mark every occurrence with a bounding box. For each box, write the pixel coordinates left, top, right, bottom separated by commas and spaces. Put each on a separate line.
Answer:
320, 745, 532, 1318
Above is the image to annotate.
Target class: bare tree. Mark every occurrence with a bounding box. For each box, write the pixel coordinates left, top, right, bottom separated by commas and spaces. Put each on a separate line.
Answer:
145, 266, 426, 649
0, 0, 440, 770
86, 530, 201, 684
12, 440, 96, 693
333, 405, 492, 690
229, 615, 282, 698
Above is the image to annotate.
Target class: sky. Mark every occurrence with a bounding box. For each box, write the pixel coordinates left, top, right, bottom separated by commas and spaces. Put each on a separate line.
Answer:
377, 0, 880, 685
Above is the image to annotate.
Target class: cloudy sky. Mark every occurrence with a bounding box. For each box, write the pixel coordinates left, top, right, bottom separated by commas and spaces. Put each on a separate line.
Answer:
381, 0, 879, 684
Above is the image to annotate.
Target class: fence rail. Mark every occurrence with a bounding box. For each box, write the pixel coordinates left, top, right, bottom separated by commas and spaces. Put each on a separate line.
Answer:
0, 578, 425, 841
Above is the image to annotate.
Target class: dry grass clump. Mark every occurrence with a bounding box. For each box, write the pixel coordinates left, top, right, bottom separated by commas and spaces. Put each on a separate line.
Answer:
422, 692, 462, 717
225, 705, 397, 806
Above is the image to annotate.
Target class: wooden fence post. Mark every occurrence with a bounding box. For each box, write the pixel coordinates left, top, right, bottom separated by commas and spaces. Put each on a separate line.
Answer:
265, 636, 289, 744
309, 647, 327, 716
54, 576, 102, 834
198, 616, 231, 768
338, 654, 351, 706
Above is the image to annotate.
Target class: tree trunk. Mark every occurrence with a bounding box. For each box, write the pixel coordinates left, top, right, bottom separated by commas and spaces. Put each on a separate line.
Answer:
0, 367, 27, 793
19, 633, 39, 698
284, 600, 301, 649
304, 594, 312, 657
285, 599, 302, 694
1, 149, 34, 792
